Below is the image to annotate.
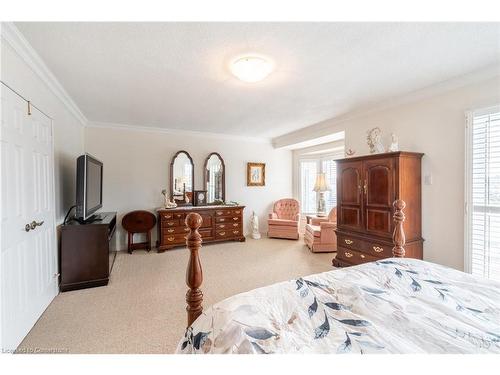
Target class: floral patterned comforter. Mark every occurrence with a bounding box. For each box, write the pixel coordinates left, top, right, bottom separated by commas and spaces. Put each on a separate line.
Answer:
177, 258, 500, 354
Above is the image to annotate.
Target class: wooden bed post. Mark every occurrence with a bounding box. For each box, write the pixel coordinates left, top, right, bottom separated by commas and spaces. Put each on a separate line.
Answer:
185, 213, 203, 327
392, 199, 406, 257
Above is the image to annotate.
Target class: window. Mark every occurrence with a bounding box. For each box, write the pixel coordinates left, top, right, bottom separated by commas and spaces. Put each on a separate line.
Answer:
465, 106, 500, 281
322, 159, 337, 211
299, 160, 318, 214
299, 156, 338, 214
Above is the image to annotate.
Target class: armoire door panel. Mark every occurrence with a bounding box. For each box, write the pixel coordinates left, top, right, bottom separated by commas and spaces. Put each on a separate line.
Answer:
365, 209, 392, 235
364, 158, 394, 208
337, 161, 363, 230
340, 207, 361, 229
339, 163, 362, 205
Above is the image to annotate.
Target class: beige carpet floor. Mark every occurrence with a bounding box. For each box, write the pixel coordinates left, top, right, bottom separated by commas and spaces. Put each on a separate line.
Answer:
17, 237, 335, 354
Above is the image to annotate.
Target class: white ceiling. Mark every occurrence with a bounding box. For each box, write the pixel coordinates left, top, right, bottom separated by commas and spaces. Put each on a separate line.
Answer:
15, 22, 500, 139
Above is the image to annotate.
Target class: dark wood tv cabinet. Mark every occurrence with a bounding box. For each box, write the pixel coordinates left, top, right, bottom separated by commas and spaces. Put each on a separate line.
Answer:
60, 212, 117, 292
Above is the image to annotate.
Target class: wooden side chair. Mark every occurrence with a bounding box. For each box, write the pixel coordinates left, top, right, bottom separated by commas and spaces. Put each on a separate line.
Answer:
121, 210, 157, 254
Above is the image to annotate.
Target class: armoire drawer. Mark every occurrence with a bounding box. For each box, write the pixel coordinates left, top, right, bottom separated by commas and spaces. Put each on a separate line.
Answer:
362, 241, 392, 258
338, 247, 377, 264
337, 234, 363, 251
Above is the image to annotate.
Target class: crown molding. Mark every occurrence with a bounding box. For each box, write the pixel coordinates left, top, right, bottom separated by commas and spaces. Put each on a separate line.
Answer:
87, 121, 272, 144
273, 64, 500, 148
1, 22, 87, 126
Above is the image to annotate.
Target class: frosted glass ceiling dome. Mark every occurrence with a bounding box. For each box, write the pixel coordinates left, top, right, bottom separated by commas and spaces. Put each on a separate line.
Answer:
229, 55, 274, 83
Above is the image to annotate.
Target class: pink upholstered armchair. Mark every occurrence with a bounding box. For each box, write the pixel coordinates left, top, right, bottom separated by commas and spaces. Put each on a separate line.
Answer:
304, 208, 337, 252
268, 198, 300, 240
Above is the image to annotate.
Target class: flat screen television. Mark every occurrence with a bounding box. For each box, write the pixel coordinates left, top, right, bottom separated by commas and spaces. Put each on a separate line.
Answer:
75, 154, 103, 222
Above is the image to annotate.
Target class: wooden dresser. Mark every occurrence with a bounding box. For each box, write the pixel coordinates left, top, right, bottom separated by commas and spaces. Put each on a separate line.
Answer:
157, 205, 245, 251
333, 152, 423, 267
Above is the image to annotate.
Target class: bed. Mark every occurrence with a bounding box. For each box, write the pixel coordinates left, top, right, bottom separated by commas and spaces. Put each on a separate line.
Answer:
177, 200, 500, 354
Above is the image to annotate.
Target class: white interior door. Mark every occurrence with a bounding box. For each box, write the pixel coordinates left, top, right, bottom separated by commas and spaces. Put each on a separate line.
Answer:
1, 83, 58, 352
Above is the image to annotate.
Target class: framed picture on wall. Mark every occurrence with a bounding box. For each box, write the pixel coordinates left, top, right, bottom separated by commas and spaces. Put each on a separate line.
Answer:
247, 162, 265, 186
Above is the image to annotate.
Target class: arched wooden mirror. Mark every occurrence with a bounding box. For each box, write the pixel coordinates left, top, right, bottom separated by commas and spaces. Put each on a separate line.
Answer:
204, 152, 225, 204
170, 150, 194, 205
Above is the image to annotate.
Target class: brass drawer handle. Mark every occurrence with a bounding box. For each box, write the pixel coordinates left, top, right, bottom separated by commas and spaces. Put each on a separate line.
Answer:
167, 236, 175, 242
219, 231, 226, 236
360, 254, 366, 259
344, 239, 353, 245
235, 210, 240, 214
168, 222, 174, 226
345, 251, 353, 258
167, 229, 174, 233
233, 230, 239, 234
373, 246, 384, 253
216, 211, 223, 215
233, 217, 238, 221
184, 228, 189, 232
233, 223, 238, 227
219, 224, 225, 228
165, 215, 172, 219
219, 218, 225, 222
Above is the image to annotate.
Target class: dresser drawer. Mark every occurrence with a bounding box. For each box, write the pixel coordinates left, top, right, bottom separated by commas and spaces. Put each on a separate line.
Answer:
338, 247, 378, 264
230, 228, 242, 237
216, 217, 235, 223
216, 229, 236, 239
162, 234, 186, 244
161, 219, 179, 227
199, 229, 213, 239
163, 226, 190, 235
216, 222, 241, 230
215, 209, 242, 217
160, 212, 174, 220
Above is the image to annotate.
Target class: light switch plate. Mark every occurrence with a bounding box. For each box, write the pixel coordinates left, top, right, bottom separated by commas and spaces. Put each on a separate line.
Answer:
424, 174, 433, 185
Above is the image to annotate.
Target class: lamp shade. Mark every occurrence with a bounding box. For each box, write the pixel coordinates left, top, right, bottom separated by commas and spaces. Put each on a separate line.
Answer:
313, 173, 331, 192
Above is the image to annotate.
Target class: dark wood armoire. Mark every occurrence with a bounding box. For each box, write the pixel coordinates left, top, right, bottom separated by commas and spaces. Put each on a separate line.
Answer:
333, 151, 424, 267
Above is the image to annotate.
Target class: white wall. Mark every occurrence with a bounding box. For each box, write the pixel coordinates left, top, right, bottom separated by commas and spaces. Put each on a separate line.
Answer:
84, 126, 292, 251
1, 31, 85, 223
284, 76, 500, 271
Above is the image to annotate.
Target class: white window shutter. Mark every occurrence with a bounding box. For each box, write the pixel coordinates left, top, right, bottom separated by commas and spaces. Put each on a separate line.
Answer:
468, 106, 500, 281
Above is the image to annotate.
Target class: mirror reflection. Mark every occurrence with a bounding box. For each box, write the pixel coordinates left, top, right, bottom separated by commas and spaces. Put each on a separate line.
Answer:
171, 151, 194, 205
205, 153, 225, 204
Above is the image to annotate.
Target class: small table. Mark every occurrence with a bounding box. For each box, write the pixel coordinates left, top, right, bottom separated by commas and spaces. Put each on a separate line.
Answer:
306, 214, 327, 224
122, 210, 157, 254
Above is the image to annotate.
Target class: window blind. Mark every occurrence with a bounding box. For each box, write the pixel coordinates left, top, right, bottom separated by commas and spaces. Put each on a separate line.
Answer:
322, 159, 337, 212
470, 107, 500, 281
299, 160, 317, 214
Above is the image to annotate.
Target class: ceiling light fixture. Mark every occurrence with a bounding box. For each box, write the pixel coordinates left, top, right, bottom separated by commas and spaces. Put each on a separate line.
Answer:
230, 55, 274, 83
